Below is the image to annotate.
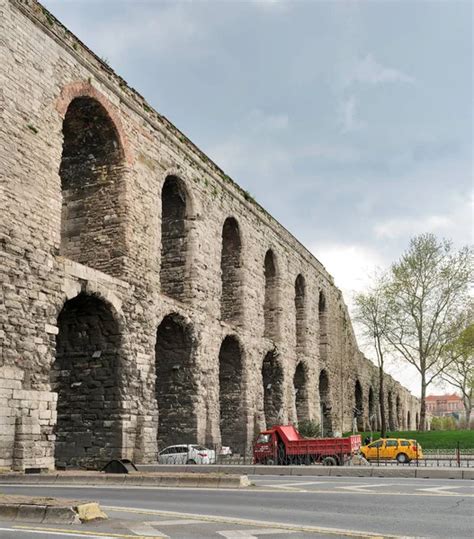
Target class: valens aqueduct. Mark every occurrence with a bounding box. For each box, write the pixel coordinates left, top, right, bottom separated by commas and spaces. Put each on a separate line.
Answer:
0, 0, 419, 470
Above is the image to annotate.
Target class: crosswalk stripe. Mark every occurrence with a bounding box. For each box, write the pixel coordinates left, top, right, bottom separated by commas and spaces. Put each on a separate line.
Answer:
122, 522, 169, 538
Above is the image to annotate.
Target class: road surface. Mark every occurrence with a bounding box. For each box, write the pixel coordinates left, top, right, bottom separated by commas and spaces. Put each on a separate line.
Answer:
0, 474, 472, 538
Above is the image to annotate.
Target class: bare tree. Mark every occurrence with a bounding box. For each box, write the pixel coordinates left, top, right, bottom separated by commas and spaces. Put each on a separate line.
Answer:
383, 234, 472, 430
354, 273, 390, 437
441, 321, 474, 427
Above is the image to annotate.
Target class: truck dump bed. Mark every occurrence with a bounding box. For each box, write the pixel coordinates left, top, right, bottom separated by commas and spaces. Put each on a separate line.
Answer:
273, 425, 361, 456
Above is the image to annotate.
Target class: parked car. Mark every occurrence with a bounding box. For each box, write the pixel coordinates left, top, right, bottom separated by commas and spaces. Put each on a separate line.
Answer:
157, 444, 216, 465
360, 438, 423, 463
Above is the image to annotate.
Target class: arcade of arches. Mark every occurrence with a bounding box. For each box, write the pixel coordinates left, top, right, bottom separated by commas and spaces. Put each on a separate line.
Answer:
50, 92, 419, 465
1, 0, 421, 471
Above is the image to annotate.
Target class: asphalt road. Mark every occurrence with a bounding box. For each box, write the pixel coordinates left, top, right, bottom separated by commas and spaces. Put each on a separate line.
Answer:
0, 475, 473, 538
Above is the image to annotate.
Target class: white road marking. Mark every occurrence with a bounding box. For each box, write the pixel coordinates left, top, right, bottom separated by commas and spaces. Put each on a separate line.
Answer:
0, 529, 115, 538
416, 485, 464, 495
262, 480, 331, 489
103, 505, 417, 537
146, 519, 201, 526
123, 522, 169, 537
217, 529, 294, 538
338, 483, 390, 493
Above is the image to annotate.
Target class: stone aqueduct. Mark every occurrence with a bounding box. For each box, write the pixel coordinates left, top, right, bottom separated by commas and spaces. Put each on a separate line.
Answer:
0, 0, 419, 470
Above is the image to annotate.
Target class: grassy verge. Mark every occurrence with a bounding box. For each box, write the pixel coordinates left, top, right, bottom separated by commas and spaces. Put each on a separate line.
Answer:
344, 430, 474, 449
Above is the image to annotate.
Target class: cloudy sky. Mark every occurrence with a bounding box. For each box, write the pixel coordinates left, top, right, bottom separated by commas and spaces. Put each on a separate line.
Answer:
43, 0, 472, 395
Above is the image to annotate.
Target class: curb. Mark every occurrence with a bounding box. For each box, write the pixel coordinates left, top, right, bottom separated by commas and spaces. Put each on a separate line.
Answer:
0, 498, 106, 524
0, 472, 249, 489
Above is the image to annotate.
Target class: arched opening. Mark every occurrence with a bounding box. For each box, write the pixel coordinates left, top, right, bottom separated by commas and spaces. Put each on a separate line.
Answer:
60, 97, 125, 275
160, 176, 189, 301
355, 380, 364, 431
219, 336, 245, 452
318, 291, 328, 361
52, 294, 122, 467
368, 386, 376, 430
396, 395, 401, 430
407, 410, 411, 430
295, 274, 306, 352
263, 250, 279, 340
294, 362, 309, 424
262, 351, 284, 428
388, 391, 395, 431
415, 412, 419, 430
220, 218, 242, 324
155, 314, 196, 448
319, 369, 333, 436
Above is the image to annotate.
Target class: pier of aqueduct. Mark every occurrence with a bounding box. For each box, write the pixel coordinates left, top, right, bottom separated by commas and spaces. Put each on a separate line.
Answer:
0, 0, 419, 470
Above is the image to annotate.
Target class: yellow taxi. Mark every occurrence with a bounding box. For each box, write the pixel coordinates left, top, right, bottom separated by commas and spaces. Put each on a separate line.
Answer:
360, 438, 423, 463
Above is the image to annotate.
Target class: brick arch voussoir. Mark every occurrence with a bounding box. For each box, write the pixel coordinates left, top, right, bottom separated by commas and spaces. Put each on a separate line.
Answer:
56, 81, 133, 165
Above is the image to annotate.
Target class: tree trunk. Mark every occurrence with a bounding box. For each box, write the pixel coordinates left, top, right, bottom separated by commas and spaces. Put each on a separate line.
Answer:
419, 374, 427, 431
379, 365, 387, 438
463, 396, 472, 429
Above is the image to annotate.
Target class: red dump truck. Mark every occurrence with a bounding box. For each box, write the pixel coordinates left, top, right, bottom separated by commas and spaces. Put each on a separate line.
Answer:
253, 425, 361, 466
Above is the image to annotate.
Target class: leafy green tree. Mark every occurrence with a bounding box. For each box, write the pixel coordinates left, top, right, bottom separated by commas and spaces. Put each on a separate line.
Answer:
354, 273, 390, 437
441, 320, 474, 427
383, 234, 472, 430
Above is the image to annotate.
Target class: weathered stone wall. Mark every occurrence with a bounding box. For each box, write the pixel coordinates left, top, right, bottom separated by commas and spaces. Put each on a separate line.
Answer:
0, 0, 419, 470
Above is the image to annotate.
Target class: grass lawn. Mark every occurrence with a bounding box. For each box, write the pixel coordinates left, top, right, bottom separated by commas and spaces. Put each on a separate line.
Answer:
344, 430, 474, 449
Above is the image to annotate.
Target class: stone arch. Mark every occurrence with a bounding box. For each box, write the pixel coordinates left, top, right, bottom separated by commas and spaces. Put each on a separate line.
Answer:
160, 176, 190, 301
220, 218, 243, 324
51, 293, 124, 467
263, 250, 279, 340
407, 410, 411, 430
262, 351, 284, 428
295, 274, 306, 352
219, 335, 245, 452
415, 411, 419, 430
294, 362, 309, 423
355, 379, 364, 431
59, 96, 126, 275
155, 313, 197, 448
319, 369, 333, 436
388, 391, 395, 431
368, 386, 376, 430
56, 82, 131, 162
319, 290, 328, 361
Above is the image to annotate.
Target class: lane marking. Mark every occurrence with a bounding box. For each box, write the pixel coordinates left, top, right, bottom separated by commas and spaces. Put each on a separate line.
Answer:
261, 481, 331, 490
1, 529, 114, 538
217, 529, 294, 538
13, 526, 165, 539
146, 519, 201, 526
103, 505, 416, 538
417, 485, 465, 496
338, 483, 391, 493
122, 522, 169, 537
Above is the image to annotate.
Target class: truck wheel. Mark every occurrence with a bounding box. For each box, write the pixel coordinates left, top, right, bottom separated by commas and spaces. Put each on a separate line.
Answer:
396, 453, 408, 464
322, 456, 337, 466
265, 458, 275, 466
186, 459, 196, 464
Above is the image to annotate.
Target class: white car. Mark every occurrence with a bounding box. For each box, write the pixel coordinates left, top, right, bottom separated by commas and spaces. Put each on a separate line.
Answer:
157, 444, 216, 465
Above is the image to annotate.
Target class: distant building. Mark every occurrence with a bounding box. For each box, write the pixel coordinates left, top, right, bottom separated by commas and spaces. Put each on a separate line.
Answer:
425, 394, 465, 419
